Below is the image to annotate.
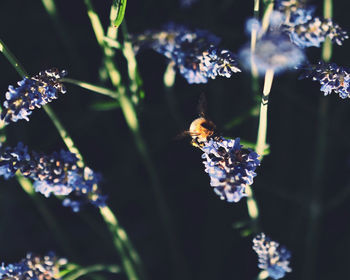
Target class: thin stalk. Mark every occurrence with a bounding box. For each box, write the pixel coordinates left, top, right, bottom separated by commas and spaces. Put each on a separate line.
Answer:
62, 78, 119, 99
250, 0, 260, 93
43, 105, 85, 167
245, 185, 260, 233
0, 38, 27, 77
163, 62, 184, 126
99, 206, 140, 280
247, 69, 274, 233
303, 1, 332, 279
121, 22, 145, 103
62, 264, 120, 280
40, 0, 87, 76
261, 0, 274, 34
16, 175, 76, 258
84, 1, 188, 279
99, 207, 143, 275
322, 0, 333, 62
256, 69, 274, 156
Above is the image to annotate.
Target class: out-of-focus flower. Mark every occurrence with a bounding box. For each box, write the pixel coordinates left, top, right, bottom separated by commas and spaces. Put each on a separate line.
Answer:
132, 23, 240, 84
284, 17, 348, 48
1, 68, 67, 124
201, 137, 260, 203
253, 233, 292, 280
299, 61, 350, 98
274, 0, 348, 48
0, 252, 67, 280
239, 33, 305, 75
0, 143, 107, 211
179, 0, 199, 8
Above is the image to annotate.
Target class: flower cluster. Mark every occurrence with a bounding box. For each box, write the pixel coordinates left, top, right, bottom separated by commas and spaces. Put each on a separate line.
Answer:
239, 33, 305, 75
276, 1, 348, 48
1, 68, 67, 124
253, 233, 292, 280
201, 137, 260, 202
0, 143, 107, 212
0, 252, 67, 280
132, 23, 241, 84
285, 17, 348, 48
299, 61, 350, 98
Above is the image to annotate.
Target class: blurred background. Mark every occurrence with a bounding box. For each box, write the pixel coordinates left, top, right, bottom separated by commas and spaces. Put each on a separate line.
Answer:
0, 0, 350, 279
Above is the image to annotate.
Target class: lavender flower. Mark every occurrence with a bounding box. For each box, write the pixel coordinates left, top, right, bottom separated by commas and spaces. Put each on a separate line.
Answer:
201, 137, 260, 202
1, 68, 67, 124
132, 23, 240, 84
0, 143, 107, 212
253, 233, 292, 279
274, 0, 348, 48
0, 252, 67, 280
239, 33, 305, 75
299, 61, 350, 98
285, 17, 348, 48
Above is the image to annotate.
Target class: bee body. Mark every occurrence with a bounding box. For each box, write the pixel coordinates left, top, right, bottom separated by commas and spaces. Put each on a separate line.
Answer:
188, 117, 217, 147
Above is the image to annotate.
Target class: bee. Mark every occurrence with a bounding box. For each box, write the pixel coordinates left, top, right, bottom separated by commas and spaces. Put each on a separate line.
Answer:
180, 94, 220, 148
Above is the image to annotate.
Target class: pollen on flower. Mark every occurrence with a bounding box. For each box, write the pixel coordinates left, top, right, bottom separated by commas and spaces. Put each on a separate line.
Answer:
253, 233, 292, 280
0, 68, 67, 124
200, 137, 260, 203
132, 23, 240, 84
299, 61, 350, 98
0, 143, 107, 212
0, 252, 67, 280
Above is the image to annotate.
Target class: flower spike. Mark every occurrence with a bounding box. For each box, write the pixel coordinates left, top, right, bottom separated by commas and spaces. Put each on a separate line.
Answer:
1, 68, 67, 124
0, 252, 67, 280
0, 143, 107, 212
201, 137, 260, 202
253, 233, 292, 280
299, 61, 350, 98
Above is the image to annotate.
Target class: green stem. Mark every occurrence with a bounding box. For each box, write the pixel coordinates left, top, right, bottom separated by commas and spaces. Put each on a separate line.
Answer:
322, 0, 333, 62
99, 206, 140, 280
256, 68, 274, 157
0, 38, 27, 77
303, 2, 332, 279
247, 69, 274, 233
84, 1, 188, 279
16, 175, 76, 258
43, 105, 85, 167
261, 0, 274, 34
62, 264, 120, 280
62, 78, 119, 99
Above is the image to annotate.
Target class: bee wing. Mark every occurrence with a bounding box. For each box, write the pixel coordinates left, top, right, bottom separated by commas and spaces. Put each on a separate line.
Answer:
174, 130, 200, 141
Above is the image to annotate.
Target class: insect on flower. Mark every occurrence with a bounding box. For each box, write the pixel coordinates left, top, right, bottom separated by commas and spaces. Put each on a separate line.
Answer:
181, 95, 260, 203
179, 94, 220, 148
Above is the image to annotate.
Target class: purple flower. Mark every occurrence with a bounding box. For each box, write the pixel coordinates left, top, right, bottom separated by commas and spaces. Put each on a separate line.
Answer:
253, 233, 292, 279
299, 61, 350, 98
201, 137, 260, 202
0, 143, 107, 211
0, 252, 67, 280
132, 23, 240, 83
1, 68, 67, 124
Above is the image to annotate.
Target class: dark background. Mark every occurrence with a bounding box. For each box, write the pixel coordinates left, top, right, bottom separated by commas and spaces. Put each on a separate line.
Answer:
0, 0, 350, 279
